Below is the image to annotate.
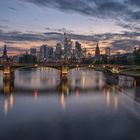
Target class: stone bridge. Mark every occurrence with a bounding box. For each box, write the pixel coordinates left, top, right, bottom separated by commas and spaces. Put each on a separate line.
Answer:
0, 62, 94, 80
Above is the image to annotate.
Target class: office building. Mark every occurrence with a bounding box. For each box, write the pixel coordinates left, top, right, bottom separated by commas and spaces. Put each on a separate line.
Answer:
46, 47, 54, 60
64, 33, 72, 60
55, 43, 62, 60
75, 41, 82, 59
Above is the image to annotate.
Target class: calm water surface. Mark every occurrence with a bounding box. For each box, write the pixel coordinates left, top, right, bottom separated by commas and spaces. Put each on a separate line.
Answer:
0, 68, 140, 140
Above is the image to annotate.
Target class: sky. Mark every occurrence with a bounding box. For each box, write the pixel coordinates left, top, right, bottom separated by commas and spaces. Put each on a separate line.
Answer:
1, 0, 140, 55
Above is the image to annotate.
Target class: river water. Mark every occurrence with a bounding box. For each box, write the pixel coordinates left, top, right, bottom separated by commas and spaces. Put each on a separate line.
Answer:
0, 68, 140, 140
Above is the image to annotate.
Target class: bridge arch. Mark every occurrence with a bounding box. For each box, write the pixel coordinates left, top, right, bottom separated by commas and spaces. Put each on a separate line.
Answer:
11, 65, 61, 73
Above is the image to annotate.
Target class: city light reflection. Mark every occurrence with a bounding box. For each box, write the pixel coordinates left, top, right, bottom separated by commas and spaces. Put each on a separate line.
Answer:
114, 95, 118, 111
106, 90, 110, 107
61, 93, 66, 110
34, 89, 39, 100
76, 88, 79, 97
4, 98, 8, 115
10, 94, 14, 110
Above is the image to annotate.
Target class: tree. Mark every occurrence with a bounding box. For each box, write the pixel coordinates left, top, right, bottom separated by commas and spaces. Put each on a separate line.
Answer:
19, 54, 37, 63
133, 48, 140, 65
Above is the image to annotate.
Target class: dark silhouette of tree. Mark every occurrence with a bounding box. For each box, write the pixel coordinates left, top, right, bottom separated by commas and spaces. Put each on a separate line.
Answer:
133, 48, 140, 65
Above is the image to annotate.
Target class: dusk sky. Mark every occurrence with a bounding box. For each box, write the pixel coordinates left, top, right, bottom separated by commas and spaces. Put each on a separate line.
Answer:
1, 0, 140, 55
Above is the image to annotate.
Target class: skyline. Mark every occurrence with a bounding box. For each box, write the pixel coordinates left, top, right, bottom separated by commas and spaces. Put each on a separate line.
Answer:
1, 0, 140, 55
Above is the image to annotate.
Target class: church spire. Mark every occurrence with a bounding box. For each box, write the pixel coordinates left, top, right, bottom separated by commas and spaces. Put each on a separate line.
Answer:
2, 44, 8, 59
95, 42, 100, 57
3, 44, 7, 57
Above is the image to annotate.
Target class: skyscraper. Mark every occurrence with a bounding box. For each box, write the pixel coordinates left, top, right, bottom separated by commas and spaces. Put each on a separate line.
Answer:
55, 43, 62, 60
75, 41, 82, 59
64, 33, 72, 60
47, 47, 54, 60
40, 45, 48, 60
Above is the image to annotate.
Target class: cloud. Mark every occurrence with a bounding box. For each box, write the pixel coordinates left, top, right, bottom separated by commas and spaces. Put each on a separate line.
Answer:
118, 23, 140, 33
44, 27, 74, 33
18, 2, 27, 8
127, 0, 140, 6
0, 46, 26, 52
0, 25, 10, 29
22, 0, 140, 21
0, 29, 140, 55
0, 19, 11, 23
111, 39, 140, 52
7, 6, 17, 11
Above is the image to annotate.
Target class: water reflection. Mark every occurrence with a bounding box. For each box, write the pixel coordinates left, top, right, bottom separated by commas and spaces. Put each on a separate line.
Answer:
3, 79, 14, 94
114, 95, 118, 111
0, 68, 138, 112
134, 79, 140, 103
0, 68, 140, 140
4, 98, 8, 115
60, 93, 66, 110
3, 94, 14, 115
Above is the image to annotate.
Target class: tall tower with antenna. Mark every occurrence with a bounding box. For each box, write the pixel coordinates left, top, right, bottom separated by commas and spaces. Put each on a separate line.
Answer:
63, 32, 72, 60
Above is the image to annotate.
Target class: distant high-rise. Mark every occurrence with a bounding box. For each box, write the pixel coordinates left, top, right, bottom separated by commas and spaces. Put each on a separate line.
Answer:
2, 44, 8, 59
95, 42, 100, 58
40, 45, 54, 61
55, 43, 62, 59
63, 33, 72, 60
47, 47, 54, 60
105, 47, 111, 56
40, 45, 48, 60
75, 41, 82, 59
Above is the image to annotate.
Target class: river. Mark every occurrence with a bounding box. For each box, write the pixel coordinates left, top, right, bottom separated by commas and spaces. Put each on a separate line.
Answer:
0, 67, 140, 140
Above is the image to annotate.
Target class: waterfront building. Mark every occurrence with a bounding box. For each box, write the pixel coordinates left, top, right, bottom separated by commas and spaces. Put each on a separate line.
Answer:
46, 47, 54, 60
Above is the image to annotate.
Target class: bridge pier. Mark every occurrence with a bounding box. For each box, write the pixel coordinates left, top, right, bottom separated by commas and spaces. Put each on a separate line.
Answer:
3, 66, 15, 94
60, 78, 69, 94
3, 78, 14, 94
3, 66, 14, 81
60, 66, 68, 80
